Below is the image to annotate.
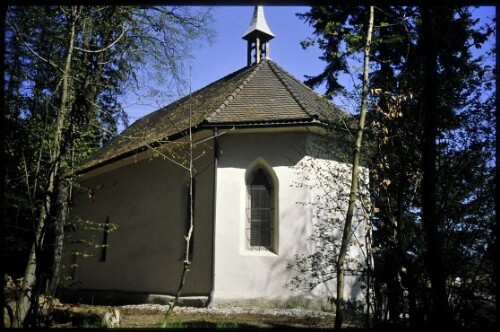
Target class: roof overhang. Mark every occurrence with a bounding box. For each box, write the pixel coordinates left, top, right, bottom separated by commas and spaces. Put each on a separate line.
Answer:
76, 119, 346, 178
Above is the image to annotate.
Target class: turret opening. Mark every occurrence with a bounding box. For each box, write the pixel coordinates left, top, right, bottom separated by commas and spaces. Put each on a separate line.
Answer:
242, 6, 275, 66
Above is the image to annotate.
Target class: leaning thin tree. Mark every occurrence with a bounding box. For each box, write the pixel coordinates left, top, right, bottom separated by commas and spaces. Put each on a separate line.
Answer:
154, 67, 232, 326
334, 5, 374, 331
161, 68, 196, 327
5, 6, 214, 327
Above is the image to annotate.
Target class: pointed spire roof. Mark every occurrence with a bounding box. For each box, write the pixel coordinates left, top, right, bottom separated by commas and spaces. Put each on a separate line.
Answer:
78, 60, 348, 173
242, 6, 275, 42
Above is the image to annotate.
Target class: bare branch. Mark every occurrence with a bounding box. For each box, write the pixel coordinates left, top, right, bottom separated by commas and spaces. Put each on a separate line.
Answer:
74, 25, 127, 54
5, 20, 63, 74
193, 127, 235, 147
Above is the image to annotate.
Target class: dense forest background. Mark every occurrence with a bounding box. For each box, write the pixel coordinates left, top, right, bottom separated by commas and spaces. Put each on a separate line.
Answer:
2, 4, 497, 329
294, 5, 496, 329
2, 5, 215, 327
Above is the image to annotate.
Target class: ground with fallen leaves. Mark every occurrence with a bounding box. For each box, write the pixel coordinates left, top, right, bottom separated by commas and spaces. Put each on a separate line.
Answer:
49, 303, 346, 328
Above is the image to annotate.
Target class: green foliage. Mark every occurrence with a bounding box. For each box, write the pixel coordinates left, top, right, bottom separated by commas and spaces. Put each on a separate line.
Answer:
79, 318, 108, 328
160, 317, 187, 328
4, 5, 214, 327
297, 5, 495, 328
286, 132, 371, 292
216, 322, 239, 328
59, 216, 119, 288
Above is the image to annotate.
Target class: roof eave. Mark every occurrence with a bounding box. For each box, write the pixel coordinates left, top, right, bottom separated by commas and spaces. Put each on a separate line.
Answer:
77, 119, 336, 175
201, 117, 334, 129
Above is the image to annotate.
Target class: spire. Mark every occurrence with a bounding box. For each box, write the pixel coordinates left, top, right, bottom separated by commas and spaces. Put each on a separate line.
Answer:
242, 6, 274, 66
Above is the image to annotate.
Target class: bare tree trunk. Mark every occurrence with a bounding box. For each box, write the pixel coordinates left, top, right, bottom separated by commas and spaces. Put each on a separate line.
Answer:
334, 6, 374, 331
161, 68, 194, 327
47, 181, 70, 297
393, 171, 406, 324
13, 7, 78, 327
161, 172, 194, 326
420, 6, 452, 328
13, 214, 44, 327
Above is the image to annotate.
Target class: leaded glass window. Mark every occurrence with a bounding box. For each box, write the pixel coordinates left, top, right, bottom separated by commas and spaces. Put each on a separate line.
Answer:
247, 168, 273, 250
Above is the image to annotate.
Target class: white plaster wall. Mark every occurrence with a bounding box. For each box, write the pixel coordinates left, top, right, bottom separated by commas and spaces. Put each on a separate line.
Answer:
64, 137, 215, 296
64, 127, 370, 305
212, 130, 369, 305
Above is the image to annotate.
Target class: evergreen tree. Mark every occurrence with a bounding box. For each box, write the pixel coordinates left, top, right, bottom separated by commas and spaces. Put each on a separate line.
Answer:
296, 5, 495, 328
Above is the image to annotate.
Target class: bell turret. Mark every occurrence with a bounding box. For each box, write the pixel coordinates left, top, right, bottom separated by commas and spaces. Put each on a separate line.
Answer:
242, 6, 275, 66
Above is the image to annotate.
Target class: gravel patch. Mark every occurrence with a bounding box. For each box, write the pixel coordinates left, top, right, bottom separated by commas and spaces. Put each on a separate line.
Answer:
121, 303, 334, 319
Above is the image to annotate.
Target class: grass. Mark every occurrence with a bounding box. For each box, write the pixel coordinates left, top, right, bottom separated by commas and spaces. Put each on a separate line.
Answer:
159, 317, 187, 328
78, 318, 107, 328
51, 302, 337, 328
215, 296, 336, 312
158, 318, 240, 329
216, 321, 240, 328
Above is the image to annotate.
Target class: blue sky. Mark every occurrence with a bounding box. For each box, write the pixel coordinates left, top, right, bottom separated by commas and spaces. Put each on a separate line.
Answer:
190, 6, 324, 91
123, 5, 496, 126
124, 6, 324, 124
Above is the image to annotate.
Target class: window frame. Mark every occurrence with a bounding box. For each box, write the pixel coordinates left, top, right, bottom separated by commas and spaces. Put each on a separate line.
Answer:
98, 216, 110, 262
244, 158, 279, 254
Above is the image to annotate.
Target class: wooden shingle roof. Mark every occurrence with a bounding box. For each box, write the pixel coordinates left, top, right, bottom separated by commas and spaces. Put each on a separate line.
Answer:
78, 59, 348, 173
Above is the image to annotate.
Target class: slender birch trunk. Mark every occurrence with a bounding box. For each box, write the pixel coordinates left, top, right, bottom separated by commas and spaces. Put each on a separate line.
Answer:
334, 6, 374, 330
47, 181, 70, 297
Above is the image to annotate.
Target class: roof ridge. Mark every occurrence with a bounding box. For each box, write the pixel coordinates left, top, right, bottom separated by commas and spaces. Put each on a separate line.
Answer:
128, 65, 253, 127
270, 60, 320, 95
268, 60, 347, 119
206, 62, 265, 122
266, 60, 314, 117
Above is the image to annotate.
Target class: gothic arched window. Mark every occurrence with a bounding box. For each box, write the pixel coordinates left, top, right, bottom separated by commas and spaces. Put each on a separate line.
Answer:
246, 167, 275, 251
